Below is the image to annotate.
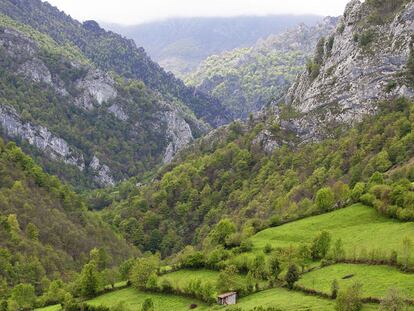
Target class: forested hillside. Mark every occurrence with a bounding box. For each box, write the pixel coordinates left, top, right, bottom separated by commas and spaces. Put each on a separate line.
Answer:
99, 0, 414, 257
0, 139, 135, 297
0, 0, 231, 189
101, 97, 414, 257
0, 0, 230, 128
185, 18, 337, 119
108, 15, 322, 77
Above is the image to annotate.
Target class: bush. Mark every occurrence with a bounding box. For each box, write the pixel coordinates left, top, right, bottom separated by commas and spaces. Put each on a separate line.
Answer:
263, 244, 273, 254
285, 264, 299, 289
311, 231, 332, 260
315, 187, 335, 211
335, 283, 363, 311
358, 29, 375, 48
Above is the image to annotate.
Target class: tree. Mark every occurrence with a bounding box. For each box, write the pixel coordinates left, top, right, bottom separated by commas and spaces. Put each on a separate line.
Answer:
379, 288, 408, 311
311, 231, 332, 260
249, 255, 267, 279
335, 282, 363, 311
9, 283, 36, 310
285, 264, 299, 289
268, 254, 281, 282
141, 298, 154, 311
90, 248, 109, 271
217, 265, 240, 293
78, 262, 100, 298
130, 256, 159, 289
25, 223, 39, 241
315, 187, 335, 211
209, 219, 236, 245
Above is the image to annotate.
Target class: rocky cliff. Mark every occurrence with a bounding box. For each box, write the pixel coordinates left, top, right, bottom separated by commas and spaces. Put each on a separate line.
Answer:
284, 0, 414, 140
0, 15, 204, 187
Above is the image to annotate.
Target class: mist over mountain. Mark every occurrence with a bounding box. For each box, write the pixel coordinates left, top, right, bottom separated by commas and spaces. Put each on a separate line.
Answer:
105, 15, 322, 77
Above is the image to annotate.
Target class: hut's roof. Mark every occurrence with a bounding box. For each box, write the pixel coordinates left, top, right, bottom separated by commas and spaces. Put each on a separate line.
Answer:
218, 292, 237, 298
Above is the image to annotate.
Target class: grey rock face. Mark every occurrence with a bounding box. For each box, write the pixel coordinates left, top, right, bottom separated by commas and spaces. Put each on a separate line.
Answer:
17, 58, 52, 84
89, 156, 115, 186
284, 0, 414, 141
108, 104, 128, 121
162, 110, 193, 163
75, 70, 118, 110
0, 105, 85, 169
252, 129, 280, 154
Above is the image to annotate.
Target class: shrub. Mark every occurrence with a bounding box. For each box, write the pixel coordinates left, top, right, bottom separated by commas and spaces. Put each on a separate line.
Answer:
311, 231, 332, 260
315, 187, 335, 211
263, 244, 273, 254
358, 29, 376, 48
285, 264, 299, 289
335, 282, 363, 311
379, 288, 408, 311
141, 298, 154, 311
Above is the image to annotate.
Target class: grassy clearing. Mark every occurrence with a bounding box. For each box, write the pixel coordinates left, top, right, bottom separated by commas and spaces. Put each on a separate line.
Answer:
251, 204, 414, 256
158, 269, 266, 291
228, 287, 377, 311
35, 305, 61, 311
298, 263, 414, 300
87, 287, 219, 311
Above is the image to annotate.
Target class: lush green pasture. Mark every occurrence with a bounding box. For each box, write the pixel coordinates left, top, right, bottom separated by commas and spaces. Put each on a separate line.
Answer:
159, 269, 221, 288
35, 305, 61, 311
229, 287, 377, 311
87, 287, 219, 311
251, 204, 414, 256
158, 269, 266, 291
298, 263, 414, 300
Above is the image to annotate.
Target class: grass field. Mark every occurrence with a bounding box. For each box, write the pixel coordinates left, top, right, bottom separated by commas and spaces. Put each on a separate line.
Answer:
298, 263, 414, 300
87, 287, 221, 311
230, 287, 377, 311
251, 204, 414, 256
35, 305, 61, 311
158, 269, 266, 292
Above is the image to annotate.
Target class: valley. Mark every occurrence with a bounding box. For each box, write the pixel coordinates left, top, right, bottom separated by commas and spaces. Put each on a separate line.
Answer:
1, 0, 414, 310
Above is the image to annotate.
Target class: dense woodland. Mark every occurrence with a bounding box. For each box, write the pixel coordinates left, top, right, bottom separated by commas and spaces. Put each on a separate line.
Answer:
0, 0, 413, 310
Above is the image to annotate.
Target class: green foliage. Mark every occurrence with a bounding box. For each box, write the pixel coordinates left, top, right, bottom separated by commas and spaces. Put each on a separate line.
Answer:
217, 265, 240, 293
357, 29, 376, 49
335, 282, 363, 311
106, 98, 414, 257
0, 141, 134, 294
8, 283, 36, 310
311, 231, 332, 260
379, 288, 409, 311
79, 262, 100, 298
130, 256, 160, 290
315, 187, 335, 211
284, 264, 299, 289
141, 298, 154, 311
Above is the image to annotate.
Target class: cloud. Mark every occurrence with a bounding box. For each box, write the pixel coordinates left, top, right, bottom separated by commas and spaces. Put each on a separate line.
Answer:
45, 0, 350, 25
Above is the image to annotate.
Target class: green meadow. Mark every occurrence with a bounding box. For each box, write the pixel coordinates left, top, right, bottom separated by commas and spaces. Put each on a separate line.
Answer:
250, 204, 414, 256
298, 263, 414, 300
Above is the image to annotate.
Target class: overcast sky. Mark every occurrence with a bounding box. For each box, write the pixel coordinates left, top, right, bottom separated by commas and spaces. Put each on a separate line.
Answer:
44, 0, 351, 25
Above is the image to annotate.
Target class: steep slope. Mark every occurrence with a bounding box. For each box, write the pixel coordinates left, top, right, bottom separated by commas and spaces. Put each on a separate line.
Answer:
284, 0, 414, 140
0, 139, 136, 292
0, 14, 208, 188
99, 0, 414, 258
185, 18, 337, 119
107, 15, 322, 78
0, 1, 231, 188
0, 0, 231, 128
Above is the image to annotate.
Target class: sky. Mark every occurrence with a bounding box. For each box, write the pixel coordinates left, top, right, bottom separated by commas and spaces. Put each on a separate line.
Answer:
44, 0, 351, 25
